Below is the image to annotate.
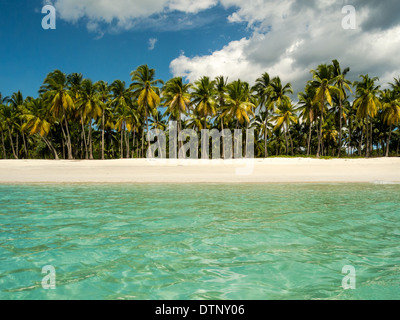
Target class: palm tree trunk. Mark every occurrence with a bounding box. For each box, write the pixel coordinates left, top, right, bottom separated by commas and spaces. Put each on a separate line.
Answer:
137, 131, 141, 158
89, 122, 93, 160
370, 120, 373, 156
60, 122, 67, 159
132, 129, 136, 158
21, 122, 28, 159
288, 128, 294, 156
386, 125, 392, 157
264, 110, 269, 158
120, 128, 124, 159
8, 128, 17, 159
126, 130, 130, 158
16, 133, 19, 158
307, 122, 312, 156
1, 130, 6, 159
337, 100, 343, 157
81, 114, 88, 159
141, 127, 144, 158
317, 101, 324, 158
221, 118, 225, 159
348, 120, 352, 157
284, 126, 289, 156
42, 136, 59, 160
101, 112, 105, 160
365, 120, 370, 157
178, 110, 182, 156
62, 109, 73, 160
145, 101, 149, 146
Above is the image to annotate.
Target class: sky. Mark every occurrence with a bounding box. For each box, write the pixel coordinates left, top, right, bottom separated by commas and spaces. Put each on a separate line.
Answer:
1, 0, 400, 99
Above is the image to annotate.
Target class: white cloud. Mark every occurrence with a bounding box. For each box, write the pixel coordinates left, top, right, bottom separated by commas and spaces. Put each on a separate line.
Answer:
47, 0, 400, 93
50, 0, 218, 31
170, 0, 400, 95
148, 38, 158, 50
168, 0, 218, 13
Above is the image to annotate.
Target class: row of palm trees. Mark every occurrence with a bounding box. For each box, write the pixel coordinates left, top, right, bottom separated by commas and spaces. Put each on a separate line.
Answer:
1, 61, 400, 160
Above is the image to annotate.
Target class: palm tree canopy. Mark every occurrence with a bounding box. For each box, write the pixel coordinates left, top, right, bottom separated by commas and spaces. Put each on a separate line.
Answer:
130, 64, 163, 113
191, 76, 217, 119
162, 77, 192, 119
267, 76, 293, 109
76, 79, 103, 122
381, 89, 400, 126
273, 100, 298, 131
223, 80, 256, 125
40, 70, 75, 119
309, 64, 341, 108
353, 74, 382, 119
22, 98, 52, 137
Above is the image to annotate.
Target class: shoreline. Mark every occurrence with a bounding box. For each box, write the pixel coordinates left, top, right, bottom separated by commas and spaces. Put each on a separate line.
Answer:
1, 158, 400, 184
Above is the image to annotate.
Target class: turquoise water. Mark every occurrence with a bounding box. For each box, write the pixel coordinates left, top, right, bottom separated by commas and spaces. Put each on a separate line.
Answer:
0, 183, 399, 300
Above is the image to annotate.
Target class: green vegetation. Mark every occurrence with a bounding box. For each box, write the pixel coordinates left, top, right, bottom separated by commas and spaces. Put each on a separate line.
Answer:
1, 61, 400, 160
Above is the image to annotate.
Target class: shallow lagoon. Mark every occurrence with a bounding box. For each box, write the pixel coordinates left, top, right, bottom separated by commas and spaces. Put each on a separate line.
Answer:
0, 184, 399, 299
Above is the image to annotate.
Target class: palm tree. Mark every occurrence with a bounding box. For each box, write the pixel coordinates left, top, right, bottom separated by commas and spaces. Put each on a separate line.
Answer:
223, 80, 255, 129
22, 98, 59, 159
332, 60, 352, 157
40, 70, 75, 159
110, 80, 133, 158
390, 77, 400, 97
321, 113, 339, 156
76, 79, 103, 159
252, 112, 272, 157
272, 100, 298, 155
184, 112, 205, 131
353, 75, 381, 157
130, 65, 163, 140
67, 73, 86, 158
253, 72, 272, 157
149, 111, 168, 131
309, 64, 340, 157
124, 104, 139, 158
191, 76, 217, 130
96, 81, 111, 160
9, 91, 29, 158
298, 86, 318, 156
270, 129, 287, 156
215, 76, 228, 158
0, 94, 10, 159
267, 77, 293, 109
381, 89, 400, 156
162, 77, 192, 151
1, 104, 19, 159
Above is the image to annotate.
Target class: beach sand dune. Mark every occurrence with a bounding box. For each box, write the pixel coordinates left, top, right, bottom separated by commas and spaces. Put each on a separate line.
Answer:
0, 158, 399, 183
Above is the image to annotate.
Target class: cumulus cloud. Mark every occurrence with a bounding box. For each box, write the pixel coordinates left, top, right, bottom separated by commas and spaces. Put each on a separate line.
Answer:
49, 0, 218, 31
170, 0, 400, 96
47, 0, 400, 94
148, 38, 158, 50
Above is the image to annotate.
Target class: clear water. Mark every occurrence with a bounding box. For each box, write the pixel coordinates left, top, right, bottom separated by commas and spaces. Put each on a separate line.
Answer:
0, 184, 399, 300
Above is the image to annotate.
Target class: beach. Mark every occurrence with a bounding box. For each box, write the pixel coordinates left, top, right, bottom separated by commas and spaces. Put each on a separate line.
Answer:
0, 158, 399, 184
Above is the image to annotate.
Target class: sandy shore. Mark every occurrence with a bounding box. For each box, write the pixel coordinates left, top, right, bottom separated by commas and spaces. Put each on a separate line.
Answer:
0, 158, 400, 184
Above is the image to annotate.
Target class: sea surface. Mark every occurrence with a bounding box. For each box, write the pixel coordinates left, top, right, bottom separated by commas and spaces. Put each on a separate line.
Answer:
0, 183, 399, 300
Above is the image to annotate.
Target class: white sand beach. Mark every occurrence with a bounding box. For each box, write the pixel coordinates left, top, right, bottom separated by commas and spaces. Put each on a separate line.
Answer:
0, 158, 399, 183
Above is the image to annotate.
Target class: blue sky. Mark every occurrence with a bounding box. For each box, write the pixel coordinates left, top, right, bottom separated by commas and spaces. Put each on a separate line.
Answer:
1, 0, 400, 98
0, 0, 249, 97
